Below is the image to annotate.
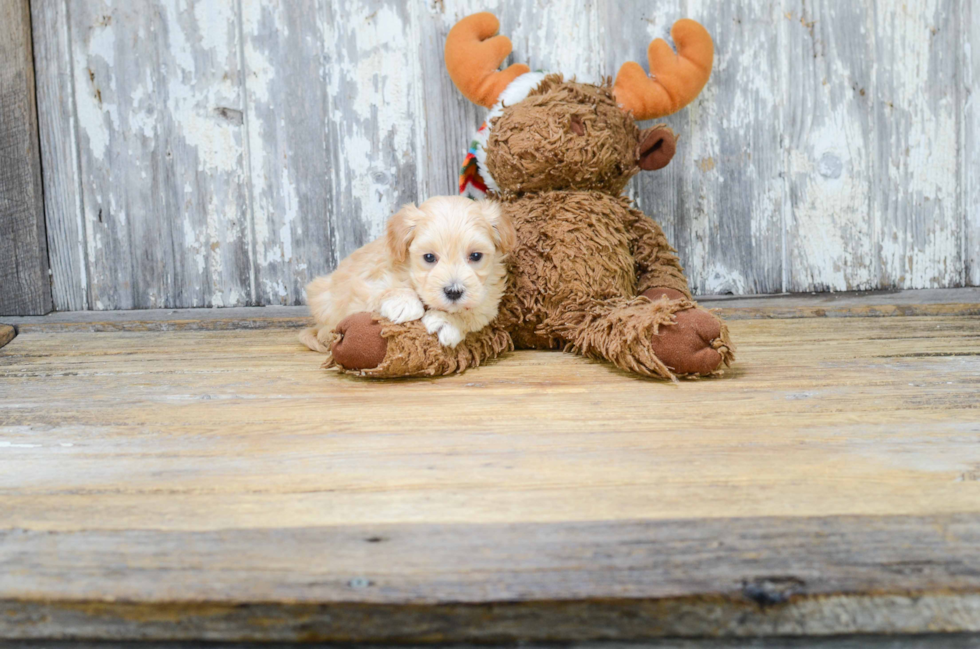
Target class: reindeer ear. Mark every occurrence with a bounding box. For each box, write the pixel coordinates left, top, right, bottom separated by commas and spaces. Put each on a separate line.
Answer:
475, 200, 515, 254
638, 125, 677, 171
386, 204, 425, 263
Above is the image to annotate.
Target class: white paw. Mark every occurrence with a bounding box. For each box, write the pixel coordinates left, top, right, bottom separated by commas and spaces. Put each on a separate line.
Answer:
437, 323, 464, 347
421, 311, 464, 348
379, 293, 425, 324
421, 310, 444, 334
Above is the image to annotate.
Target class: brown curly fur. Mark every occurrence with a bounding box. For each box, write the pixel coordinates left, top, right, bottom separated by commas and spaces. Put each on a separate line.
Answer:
330, 75, 734, 380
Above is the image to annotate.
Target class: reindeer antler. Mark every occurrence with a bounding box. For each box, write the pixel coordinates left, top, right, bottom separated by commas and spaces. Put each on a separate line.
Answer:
613, 19, 713, 121
445, 13, 530, 108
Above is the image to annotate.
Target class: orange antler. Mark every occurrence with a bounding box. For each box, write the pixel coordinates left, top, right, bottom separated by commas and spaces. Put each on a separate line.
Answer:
444, 13, 530, 108
613, 19, 714, 121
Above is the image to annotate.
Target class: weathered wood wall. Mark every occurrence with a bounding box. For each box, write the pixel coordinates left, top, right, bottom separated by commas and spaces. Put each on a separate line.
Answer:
28, 0, 980, 310
0, 0, 52, 316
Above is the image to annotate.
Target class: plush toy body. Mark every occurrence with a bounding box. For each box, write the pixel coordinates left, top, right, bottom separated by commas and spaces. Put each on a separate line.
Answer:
326, 13, 734, 380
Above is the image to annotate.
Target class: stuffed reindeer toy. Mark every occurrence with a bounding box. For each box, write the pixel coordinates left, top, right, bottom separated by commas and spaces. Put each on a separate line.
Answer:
327, 12, 734, 380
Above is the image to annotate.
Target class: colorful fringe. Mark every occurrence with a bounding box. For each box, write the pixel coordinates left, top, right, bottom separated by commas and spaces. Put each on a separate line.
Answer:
459, 122, 488, 199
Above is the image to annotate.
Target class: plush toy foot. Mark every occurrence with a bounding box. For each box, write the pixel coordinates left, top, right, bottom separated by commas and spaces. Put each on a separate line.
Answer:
642, 288, 733, 376
330, 312, 388, 371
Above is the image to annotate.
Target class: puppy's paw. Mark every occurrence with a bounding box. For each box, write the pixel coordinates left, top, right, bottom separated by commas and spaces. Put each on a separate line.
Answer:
421, 310, 445, 334
437, 323, 464, 348
421, 311, 464, 348
379, 293, 425, 324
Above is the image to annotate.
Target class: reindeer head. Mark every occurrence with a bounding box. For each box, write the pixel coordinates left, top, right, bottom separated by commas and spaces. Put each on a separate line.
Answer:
445, 13, 713, 195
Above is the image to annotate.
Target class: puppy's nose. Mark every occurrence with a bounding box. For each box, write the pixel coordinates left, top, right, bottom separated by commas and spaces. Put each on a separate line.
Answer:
443, 285, 464, 302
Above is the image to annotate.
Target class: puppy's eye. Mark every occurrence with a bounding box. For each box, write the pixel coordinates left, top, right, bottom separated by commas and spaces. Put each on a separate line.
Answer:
468, 252, 483, 262
423, 253, 437, 264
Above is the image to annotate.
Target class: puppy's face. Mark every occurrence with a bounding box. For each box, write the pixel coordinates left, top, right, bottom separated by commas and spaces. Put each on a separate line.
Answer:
387, 196, 514, 313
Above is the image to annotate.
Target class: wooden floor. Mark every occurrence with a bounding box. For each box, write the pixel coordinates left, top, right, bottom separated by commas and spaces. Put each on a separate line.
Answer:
1, 293, 980, 642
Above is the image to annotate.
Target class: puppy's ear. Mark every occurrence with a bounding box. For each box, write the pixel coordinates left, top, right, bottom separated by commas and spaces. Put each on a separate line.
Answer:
386, 203, 425, 263
475, 200, 516, 254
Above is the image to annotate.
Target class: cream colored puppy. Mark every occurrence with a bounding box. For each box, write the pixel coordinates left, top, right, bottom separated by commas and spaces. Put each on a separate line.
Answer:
300, 196, 514, 353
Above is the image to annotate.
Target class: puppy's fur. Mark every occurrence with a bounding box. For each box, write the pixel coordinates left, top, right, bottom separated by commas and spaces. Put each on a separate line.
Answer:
300, 196, 514, 353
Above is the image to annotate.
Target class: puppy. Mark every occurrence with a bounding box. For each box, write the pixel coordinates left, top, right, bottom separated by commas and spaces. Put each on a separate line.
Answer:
300, 196, 514, 354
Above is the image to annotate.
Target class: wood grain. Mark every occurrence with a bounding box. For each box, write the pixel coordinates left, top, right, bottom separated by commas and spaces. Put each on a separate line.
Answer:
783, 0, 876, 292
679, 1, 786, 295
0, 639, 978, 649
2, 315, 980, 640
30, 0, 88, 311
240, 0, 332, 306
965, 0, 979, 288
2, 517, 980, 641
62, 1, 253, 310
0, 0, 52, 316
0, 638, 978, 649
28, 0, 980, 309
874, 0, 962, 289
2, 640, 979, 649
3, 317, 980, 531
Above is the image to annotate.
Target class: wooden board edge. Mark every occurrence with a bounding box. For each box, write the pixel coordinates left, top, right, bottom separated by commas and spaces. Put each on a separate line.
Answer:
0, 0, 52, 316
713, 303, 980, 320
12, 317, 311, 334
0, 324, 17, 348
5, 302, 980, 334
2, 637, 979, 649
4, 513, 980, 642
2, 592, 979, 643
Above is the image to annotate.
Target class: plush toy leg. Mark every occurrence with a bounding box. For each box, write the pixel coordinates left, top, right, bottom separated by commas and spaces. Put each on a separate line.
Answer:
327, 312, 513, 378
561, 294, 733, 380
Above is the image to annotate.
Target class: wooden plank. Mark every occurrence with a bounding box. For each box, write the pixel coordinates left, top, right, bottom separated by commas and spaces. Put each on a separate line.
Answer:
2, 517, 980, 641
0, 640, 977, 649
30, 0, 88, 311
874, 0, 962, 289
674, 0, 785, 294
0, 0, 52, 316
23, 0, 980, 308
0, 639, 978, 649
500, 0, 606, 80
3, 318, 980, 532
1, 316, 980, 640
240, 0, 334, 306
715, 301, 980, 320
3, 306, 311, 332
0, 325, 15, 348
698, 286, 980, 306
782, 0, 877, 292
67, 1, 253, 309
0, 638, 978, 649
965, 0, 979, 287
319, 0, 422, 269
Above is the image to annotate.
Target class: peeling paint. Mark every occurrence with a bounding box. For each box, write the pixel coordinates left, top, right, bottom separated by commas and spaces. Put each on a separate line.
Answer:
34, 0, 980, 310
877, 0, 961, 289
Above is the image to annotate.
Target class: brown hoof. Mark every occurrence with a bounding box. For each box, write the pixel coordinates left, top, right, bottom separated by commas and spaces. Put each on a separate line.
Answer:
331, 313, 388, 371
643, 289, 725, 375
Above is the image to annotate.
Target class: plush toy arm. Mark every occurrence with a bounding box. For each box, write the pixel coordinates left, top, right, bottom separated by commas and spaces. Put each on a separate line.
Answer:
629, 209, 692, 298
327, 313, 513, 378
